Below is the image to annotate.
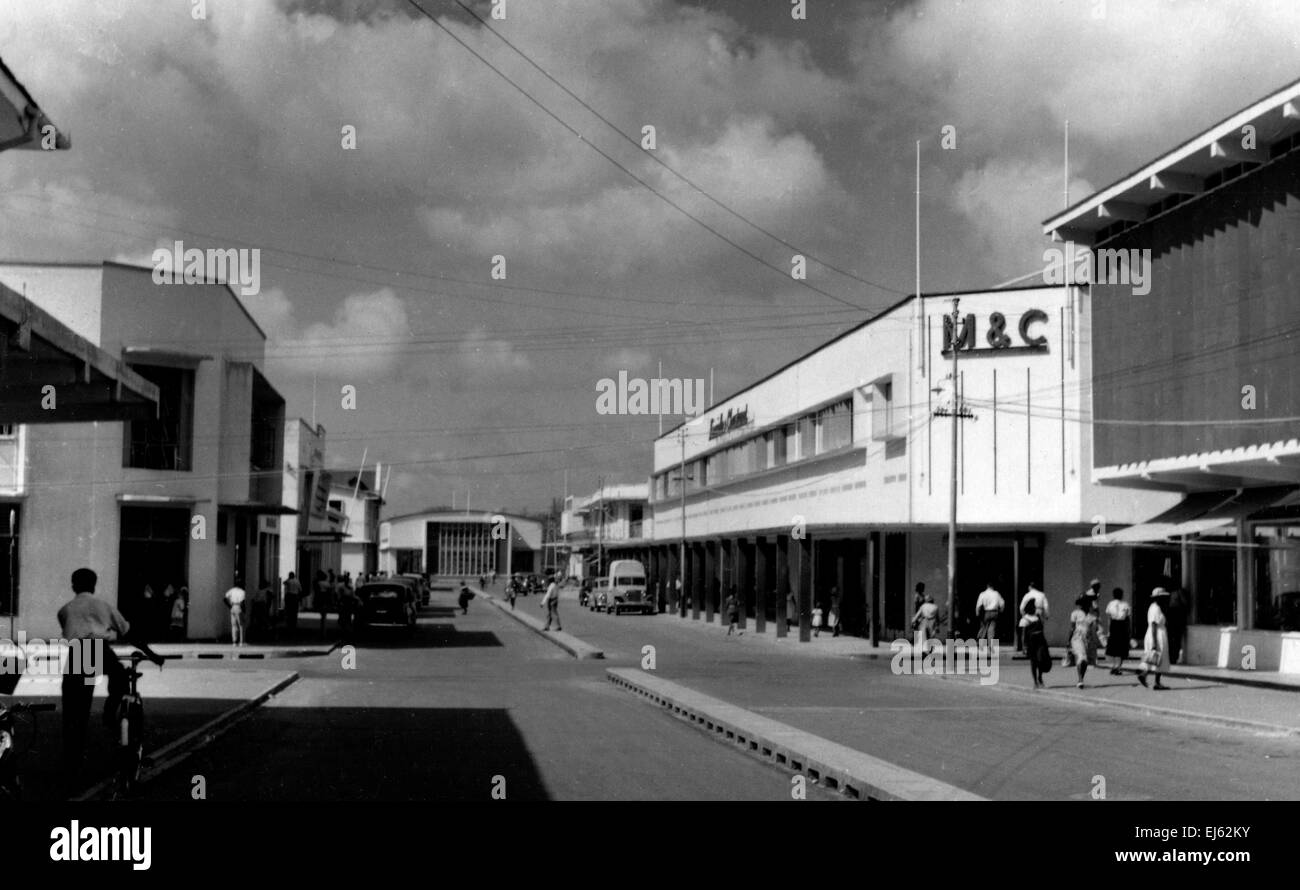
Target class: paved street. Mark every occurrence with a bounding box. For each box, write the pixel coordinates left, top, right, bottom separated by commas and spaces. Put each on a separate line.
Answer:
113, 585, 1299, 801
131, 592, 837, 801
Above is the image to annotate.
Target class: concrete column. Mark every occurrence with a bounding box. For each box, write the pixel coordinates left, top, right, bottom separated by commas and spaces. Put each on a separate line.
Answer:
793, 533, 812, 642
754, 536, 768, 635
737, 537, 752, 632
1237, 521, 1253, 630
719, 538, 733, 625
667, 546, 680, 614
775, 535, 789, 639
691, 541, 703, 620
704, 540, 717, 623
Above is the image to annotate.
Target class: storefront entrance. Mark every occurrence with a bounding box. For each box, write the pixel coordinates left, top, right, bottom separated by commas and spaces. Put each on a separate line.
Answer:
118, 506, 190, 642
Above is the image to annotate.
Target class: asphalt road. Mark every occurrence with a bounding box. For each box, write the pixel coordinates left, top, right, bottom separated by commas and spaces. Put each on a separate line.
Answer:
552, 590, 1300, 801
133, 591, 837, 801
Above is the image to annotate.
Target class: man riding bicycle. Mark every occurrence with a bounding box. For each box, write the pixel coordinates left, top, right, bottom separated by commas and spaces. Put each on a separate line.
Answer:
56, 568, 163, 793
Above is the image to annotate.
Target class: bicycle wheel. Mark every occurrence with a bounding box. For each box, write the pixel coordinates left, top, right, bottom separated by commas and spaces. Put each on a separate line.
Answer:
114, 699, 144, 795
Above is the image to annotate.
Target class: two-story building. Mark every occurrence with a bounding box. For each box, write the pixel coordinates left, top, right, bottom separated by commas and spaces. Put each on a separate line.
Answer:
0, 260, 289, 641
562, 482, 652, 580
1044, 76, 1300, 674
644, 284, 1177, 645
330, 465, 383, 580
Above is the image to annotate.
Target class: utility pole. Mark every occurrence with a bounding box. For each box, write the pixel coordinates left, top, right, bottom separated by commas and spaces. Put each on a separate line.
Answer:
671, 424, 691, 616
934, 298, 974, 637
597, 475, 605, 579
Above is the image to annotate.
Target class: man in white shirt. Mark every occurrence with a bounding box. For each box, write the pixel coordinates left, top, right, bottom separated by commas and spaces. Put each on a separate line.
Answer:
975, 582, 1005, 644
224, 581, 247, 647
1018, 583, 1049, 651
541, 576, 562, 631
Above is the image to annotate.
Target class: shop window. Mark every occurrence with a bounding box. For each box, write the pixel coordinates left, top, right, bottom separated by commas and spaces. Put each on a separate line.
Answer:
0, 506, 19, 617
124, 364, 194, 471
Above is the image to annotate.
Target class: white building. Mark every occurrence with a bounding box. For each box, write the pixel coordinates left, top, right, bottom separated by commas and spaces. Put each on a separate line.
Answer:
379, 509, 543, 580
621, 285, 1177, 645
330, 466, 383, 580
561, 482, 652, 580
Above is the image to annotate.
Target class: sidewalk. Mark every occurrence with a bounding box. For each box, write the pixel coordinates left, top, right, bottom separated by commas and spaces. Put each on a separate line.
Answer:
473, 585, 603, 659
4, 664, 297, 800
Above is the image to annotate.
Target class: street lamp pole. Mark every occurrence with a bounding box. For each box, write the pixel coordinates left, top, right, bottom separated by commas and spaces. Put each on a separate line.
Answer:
946, 298, 961, 637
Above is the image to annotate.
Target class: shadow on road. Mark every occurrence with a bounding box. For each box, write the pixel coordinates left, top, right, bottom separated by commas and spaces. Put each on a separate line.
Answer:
347, 622, 503, 650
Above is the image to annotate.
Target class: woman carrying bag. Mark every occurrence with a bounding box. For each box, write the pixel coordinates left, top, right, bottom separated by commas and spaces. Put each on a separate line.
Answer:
1138, 587, 1171, 690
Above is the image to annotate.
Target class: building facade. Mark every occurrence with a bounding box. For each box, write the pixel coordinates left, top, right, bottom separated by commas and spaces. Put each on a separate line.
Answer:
330, 467, 383, 580
1045, 77, 1300, 673
621, 285, 1176, 645
0, 261, 287, 641
561, 482, 652, 580
379, 509, 542, 580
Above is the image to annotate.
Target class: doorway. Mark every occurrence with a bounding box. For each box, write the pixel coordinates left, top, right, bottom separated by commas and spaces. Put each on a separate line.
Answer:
118, 506, 190, 642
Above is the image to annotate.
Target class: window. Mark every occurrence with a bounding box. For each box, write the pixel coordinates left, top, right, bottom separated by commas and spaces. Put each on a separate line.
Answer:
0, 507, 19, 617
799, 416, 815, 461
816, 399, 853, 454
217, 510, 228, 544
783, 423, 797, 463
871, 377, 902, 442
0, 425, 15, 437
124, 364, 195, 471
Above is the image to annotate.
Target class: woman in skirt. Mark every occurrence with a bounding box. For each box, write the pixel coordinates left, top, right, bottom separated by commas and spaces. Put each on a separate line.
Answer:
1068, 595, 1101, 688
1138, 587, 1171, 690
1021, 599, 1051, 689
1104, 587, 1132, 675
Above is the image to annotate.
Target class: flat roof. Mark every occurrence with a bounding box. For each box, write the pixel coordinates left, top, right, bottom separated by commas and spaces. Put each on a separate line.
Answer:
1043, 76, 1300, 239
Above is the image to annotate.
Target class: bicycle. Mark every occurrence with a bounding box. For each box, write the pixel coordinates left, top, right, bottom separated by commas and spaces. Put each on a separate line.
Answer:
110, 646, 169, 799
0, 698, 57, 800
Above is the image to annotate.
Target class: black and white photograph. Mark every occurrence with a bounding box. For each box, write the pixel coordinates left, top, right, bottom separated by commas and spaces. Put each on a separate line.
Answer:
0, 0, 1296, 872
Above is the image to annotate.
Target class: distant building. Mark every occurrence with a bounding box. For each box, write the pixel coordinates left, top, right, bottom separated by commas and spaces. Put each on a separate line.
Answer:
561, 483, 652, 580
379, 509, 542, 579
0, 261, 289, 640
330, 465, 384, 579
275, 419, 345, 596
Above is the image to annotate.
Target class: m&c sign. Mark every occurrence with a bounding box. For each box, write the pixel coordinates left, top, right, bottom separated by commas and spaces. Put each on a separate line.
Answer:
942, 308, 1049, 356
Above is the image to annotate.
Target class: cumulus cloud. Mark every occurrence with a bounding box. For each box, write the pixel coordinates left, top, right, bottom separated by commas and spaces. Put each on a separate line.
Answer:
458, 326, 532, 376
242, 286, 410, 377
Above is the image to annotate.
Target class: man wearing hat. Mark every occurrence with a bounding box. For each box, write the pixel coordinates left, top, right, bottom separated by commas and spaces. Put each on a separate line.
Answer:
1138, 587, 1171, 690
1083, 578, 1102, 602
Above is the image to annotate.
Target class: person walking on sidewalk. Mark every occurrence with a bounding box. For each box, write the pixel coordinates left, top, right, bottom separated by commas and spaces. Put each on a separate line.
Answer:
912, 594, 941, 645
1067, 595, 1101, 688
458, 580, 474, 615
283, 572, 302, 634
811, 601, 824, 637
975, 581, 1005, 645
316, 570, 336, 640
1020, 599, 1051, 689
1018, 583, 1048, 653
168, 587, 188, 641
224, 579, 247, 647
785, 590, 798, 634
1138, 588, 1171, 690
507, 579, 517, 610
1104, 587, 1132, 674
541, 576, 562, 631
829, 587, 841, 637
725, 591, 741, 636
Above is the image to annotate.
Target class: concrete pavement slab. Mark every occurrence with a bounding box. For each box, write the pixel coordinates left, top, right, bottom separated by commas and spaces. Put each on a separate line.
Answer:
608, 667, 985, 801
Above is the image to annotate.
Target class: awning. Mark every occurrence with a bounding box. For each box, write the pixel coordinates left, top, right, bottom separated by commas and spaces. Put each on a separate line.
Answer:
0, 282, 160, 423
1070, 486, 1300, 546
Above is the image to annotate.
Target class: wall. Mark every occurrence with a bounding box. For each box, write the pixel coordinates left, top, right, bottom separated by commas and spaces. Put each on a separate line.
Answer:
1091, 150, 1300, 470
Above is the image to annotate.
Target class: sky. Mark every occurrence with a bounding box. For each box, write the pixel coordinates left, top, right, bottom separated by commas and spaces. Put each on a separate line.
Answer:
1, 0, 1298, 518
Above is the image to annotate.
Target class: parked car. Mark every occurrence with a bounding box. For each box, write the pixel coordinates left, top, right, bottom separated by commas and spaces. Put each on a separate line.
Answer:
398, 573, 429, 606
590, 577, 608, 611
355, 580, 418, 635
600, 560, 652, 615
526, 574, 545, 595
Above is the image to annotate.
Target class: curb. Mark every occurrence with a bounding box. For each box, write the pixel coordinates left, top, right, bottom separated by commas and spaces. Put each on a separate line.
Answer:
113, 644, 338, 661
607, 668, 985, 801
478, 591, 604, 660
935, 672, 1300, 737
73, 671, 301, 800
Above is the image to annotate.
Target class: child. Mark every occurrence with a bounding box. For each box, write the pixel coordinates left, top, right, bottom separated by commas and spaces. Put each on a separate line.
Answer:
811, 604, 824, 638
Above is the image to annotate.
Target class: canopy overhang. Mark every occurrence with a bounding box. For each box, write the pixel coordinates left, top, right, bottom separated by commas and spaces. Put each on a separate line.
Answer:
1069, 486, 1299, 547
0, 282, 160, 424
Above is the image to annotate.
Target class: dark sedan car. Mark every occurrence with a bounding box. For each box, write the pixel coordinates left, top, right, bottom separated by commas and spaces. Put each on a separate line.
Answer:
355, 581, 418, 635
